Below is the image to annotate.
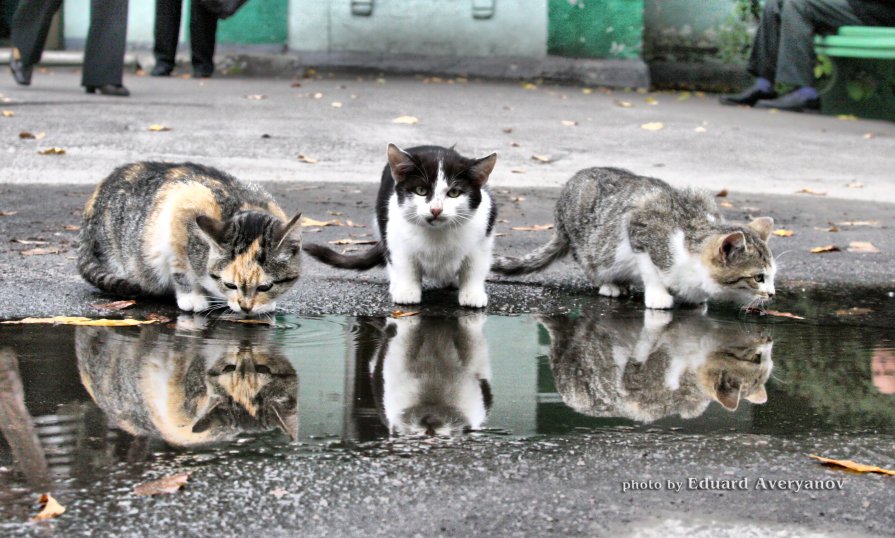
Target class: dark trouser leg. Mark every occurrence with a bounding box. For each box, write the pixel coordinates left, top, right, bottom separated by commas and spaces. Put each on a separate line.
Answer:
748, 0, 784, 81
10, 0, 64, 66
81, 0, 129, 87
190, 1, 218, 75
153, 0, 183, 69
776, 0, 865, 87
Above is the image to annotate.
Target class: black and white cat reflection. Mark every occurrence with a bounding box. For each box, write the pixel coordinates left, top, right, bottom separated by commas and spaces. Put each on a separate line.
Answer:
540, 308, 773, 423
368, 314, 492, 437
75, 316, 298, 446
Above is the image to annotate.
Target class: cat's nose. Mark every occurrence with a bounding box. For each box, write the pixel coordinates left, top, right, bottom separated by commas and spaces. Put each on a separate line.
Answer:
430, 207, 443, 218
767, 292, 775, 299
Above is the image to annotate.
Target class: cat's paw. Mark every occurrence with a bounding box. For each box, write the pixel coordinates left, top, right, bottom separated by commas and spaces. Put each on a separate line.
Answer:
598, 283, 626, 297
176, 292, 209, 312
460, 312, 487, 330
643, 309, 673, 329
459, 287, 488, 308
644, 287, 674, 310
391, 286, 422, 305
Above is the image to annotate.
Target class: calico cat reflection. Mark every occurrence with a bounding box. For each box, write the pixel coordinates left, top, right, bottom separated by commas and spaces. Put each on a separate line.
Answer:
540, 309, 772, 423
75, 318, 298, 446
364, 315, 492, 436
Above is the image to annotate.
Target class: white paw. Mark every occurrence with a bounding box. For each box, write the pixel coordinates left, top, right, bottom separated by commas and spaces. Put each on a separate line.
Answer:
643, 310, 673, 329
599, 283, 625, 297
176, 292, 209, 312
391, 285, 422, 305
460, 312, 487, 330
644, 287, 674, 310
459, 287, 488, 308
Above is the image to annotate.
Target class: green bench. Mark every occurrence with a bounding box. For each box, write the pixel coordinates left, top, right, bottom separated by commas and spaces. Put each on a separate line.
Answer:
815, 26, 895, 121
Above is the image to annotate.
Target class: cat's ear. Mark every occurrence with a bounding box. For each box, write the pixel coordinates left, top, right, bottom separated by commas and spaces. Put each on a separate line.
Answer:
271, 405, 298, 442
195, 215, 225, 248
387, 143, 416, 183
468, 153, 498, 187
744, 385, 767, 404
718, 231, 746, 264
748, 217, 774, 242
275, 213, 303, 252
714, 383, 741, 411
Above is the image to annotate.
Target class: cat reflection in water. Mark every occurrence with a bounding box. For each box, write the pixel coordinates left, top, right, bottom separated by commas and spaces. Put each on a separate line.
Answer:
367, 314, 492, 436
75, 317, 298, 446
540, 308, 773, 423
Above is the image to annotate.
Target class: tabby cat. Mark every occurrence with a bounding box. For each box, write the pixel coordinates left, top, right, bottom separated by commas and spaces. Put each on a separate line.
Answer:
304, 144, 498, 307
78, 162, 302, 315
75, 317, 298, 446
493, 168, 776, 309
540, 307, 773, 422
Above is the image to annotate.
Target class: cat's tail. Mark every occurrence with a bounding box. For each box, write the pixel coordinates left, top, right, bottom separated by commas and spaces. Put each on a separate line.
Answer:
491, 229, 569, 276
77, 236, 144, 297
303, 241, 386, 271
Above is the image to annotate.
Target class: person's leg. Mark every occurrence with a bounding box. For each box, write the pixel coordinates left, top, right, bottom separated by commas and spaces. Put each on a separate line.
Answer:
9, 0, 64, 84
720, 0, 782, 106
190, 1, 218, 77
82, 0, 130, 95
152, 0, 182, 75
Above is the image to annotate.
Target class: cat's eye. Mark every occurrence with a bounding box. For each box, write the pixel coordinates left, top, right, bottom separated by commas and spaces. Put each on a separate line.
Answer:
224, 282, 237, 290
413, 186, 429, 196
447, 188, 462, 198
255, 365, 272, 374
753, 274, 765, 283
256, 283, 273, 292
222, 365, 236, 373
210, 274, 221, 280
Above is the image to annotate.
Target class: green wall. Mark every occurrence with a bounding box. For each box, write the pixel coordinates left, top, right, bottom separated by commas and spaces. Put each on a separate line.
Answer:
217, 0, 288, 45
548, 0, 644, 60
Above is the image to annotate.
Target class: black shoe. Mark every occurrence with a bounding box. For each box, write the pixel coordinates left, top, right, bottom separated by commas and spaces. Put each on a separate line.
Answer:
85, 84, 130, 97
192, 64, 214, 78
151, 63, 173, 77
754, 91, 820, 112
719, 84, 777, 106
9, 53, 32, 86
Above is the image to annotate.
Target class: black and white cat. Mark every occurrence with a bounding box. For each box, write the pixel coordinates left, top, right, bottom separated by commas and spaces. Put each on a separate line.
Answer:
304, 144, 498, 307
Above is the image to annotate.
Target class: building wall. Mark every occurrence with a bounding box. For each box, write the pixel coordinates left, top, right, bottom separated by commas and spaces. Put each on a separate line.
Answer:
547, 0, 644, 60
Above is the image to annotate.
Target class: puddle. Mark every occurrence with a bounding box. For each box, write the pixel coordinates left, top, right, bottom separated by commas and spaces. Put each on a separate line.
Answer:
1, 299, 893, 519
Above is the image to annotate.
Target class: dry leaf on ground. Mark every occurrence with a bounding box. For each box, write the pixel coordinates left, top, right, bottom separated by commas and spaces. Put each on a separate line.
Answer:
91, 300, 136, 311
1, 110, 13, 117
694, 126, 707, 133
520, 82, 538, 90
715, 189, 728, 197
19, 131, 45, 139
560, 120, 578, 127
836, 114, 857, 121
134, 472, 191, 496
328, 238, 377, 245
531, 154, 552, 163
392, 115, 419, 125
502, 128, 513, 133
615, 100, 633, 108
644, 96, 658, 105
809, 455, 895, 476
796, 188, 826, 196
847, 241, 880, 253
146, 313, 173, 323
147, 124, 171, 132
63, 224, 80, 231
581, 88, 593, 94
836, 220, 881, 227
331, 102, 342, 108
327, 210, 345, 216
846, 182, 864, 189
511, 224, 554, 232
38, 147, 65, 155
1, 316, 155, 326
391, 310, 419, 318
772, 229, 795, 237
31, 493, 65, 522
345, 219, 366, 228
678, 92, 691, 101
746, 308, 806, 320
12, 239, 48, 245
641, 122, 664, 131
244, 94, 267, 100
271, 488, 289, 499
719, 201, 734, 208
300, 217, 341, 227
511, 168, 526, 174
810, 245, 841, 254
0, 210, 18, 217
21, 247, 60, 256
834, 307, 873, 316
297, 154, 318, 164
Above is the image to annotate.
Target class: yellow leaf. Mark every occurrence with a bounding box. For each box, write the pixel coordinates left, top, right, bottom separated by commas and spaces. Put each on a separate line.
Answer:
300, 216, 341, 227
836, 114, 857, 121
0, 316, 155, 326
809, 455, 895, 475
694, 126, 707, 133
63, 224, 80, 231
147, 124, 171, 132
391, 310, 419, 318
677, 92, 691, 101
641, 122, 664, 131
719, 201, 734, 208
796, 188, 826, 196
836, 220, 881, 227
846, 181, 864, 189
134, 472, 191, 496
581, 88, 593, 95
810, 245, 841, 254
38, 147, 65, 155
392, 115, 419, 125
297, 154, 318, 164
772, 229, 795, 237
1, 110, 13, 117
331, 101, 343, 108
511, 224, 554, 232
31, 493, 65, 521
644, 96, 658, 105
847, 241, 880, 253
531, 154, 552, 163
615, 100, 634, 108
520, 82, 538, 90
345, 219, 366, 228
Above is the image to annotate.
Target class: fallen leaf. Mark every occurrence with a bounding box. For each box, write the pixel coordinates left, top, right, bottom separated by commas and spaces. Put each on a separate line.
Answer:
312, 92, 324, 99
331, 101, 343, 108
694, 126, 707, 133
21, 247, 60, 256
147, 124, 171, 132
0, 316, 155, 326
1, 110, 13, 117
0, 210, 18, 217
560, 120, 578, 127
327, 210, 345, 216
520, 82, 538, 90
615, 100, 633, 108
91, 300, 136, 311
510, 141, 521, 147
847, 241, 880, 253
836, 114, 857, 121
12, 239, 48, 245
392, 115, 419, 125
809, 455, 895, 476
134, 472, 191, 496
19, 131, 45, 139
512, 196, 526, 203
244, 94, 267, 100
531, 154, 552, 163
719, 201, 734, 208
836, 220, 881, 228
796, 188, 826, 196
328, 238, 377, 245
810, 245, 841, 254
31, 493, 65, 521
641, 122, 664, 131
772, 229, 795, 237
502, 128, 513, 133
297, 154, 318, 164
846, 181, 864, 189
746, 308, 806, 320
511, 224, 554, 232
581, 88, 593, 95
677, 92, 691, 101
290, 81, 302, 88
822, 223, 840, 232
863, 132, 875, 139
345, 219, 365, 228
715, 189, 728, 197
391, 310, 419, 318
63, 224, 80, 231
38, 147, 65, 155
300, 217, 341, 227
834, 307, 873, 316
510, 167, 526, 174
147, 313, 173, 323
644, 96, 658, 105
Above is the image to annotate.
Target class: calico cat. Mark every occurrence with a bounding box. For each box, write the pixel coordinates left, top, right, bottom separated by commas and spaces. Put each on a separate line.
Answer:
75, 318, 298, 446
493, 167, 776, 309
540, 307, 773, 423
78, 162, 302, 315
304, 144, 498, 307
364, 315, 492, 436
